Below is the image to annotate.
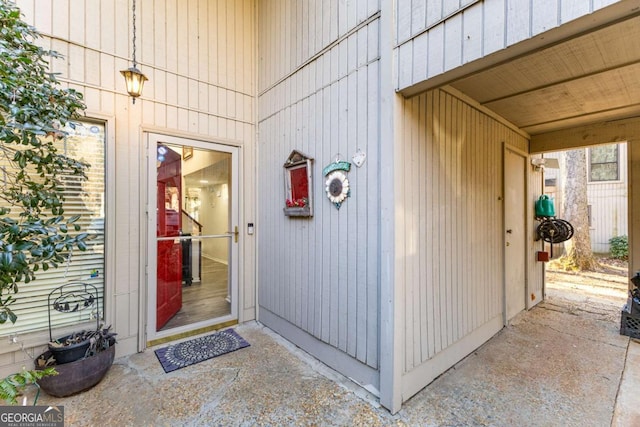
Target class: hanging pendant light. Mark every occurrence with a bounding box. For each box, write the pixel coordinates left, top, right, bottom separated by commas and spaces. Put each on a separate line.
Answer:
120, 0, 147, 103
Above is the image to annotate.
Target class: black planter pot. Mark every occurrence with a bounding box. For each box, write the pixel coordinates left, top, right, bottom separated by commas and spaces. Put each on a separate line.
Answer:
35, 344, 115, 397
48, 335, 91, 364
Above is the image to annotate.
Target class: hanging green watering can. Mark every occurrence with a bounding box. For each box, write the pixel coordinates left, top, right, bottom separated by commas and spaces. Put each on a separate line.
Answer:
535, 195, 555, 218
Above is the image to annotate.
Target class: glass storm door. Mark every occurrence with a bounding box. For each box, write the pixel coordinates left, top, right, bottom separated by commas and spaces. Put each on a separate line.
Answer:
147, 134, 239, 341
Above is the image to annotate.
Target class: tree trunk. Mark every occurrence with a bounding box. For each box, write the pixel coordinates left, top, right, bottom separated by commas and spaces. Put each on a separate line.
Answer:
560, 149, 599, 271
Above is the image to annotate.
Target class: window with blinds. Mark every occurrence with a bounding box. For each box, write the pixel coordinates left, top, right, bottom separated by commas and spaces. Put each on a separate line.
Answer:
1, 121, 106, 337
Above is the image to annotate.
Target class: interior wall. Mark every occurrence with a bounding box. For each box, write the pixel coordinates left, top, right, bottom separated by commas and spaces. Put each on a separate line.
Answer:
183, 152, 231, 263
200, 182, 230, 264
256, 0, 382, 389
396, 87, 532, 401
0, 0, 256, 377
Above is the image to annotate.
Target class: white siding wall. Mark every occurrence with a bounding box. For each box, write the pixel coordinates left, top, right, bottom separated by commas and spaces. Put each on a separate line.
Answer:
587, 144, 628, 253
396, 0, 621, 91
397, 88, 531, 400
256, 0, 381, 384
589, 182, 628, 252
1, 0, 255, 377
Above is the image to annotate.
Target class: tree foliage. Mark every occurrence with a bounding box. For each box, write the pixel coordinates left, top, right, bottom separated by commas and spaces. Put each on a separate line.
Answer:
0, 0, 88, 325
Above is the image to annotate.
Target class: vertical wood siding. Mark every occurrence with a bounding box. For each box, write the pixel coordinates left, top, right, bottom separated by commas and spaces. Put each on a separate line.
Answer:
529, 157, 545, 308
5, 0, 255, 370
257, 1, 381, 370
587, 143, 629, 253
395, 0, 621, 90
588, 182, 628, 253
398, 89, 529, 374
257, 0, 379, 95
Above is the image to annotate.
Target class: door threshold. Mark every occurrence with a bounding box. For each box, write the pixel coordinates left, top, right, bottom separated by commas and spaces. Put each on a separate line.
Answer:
147, 319, 238, 348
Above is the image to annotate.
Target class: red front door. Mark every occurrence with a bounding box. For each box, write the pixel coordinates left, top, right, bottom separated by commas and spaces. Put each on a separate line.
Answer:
156, 146, 183, 330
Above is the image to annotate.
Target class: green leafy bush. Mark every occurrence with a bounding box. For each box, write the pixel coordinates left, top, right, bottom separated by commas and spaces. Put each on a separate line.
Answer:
609, 235, 628, 260
0, 367, 56, 405
0, 0, 88, 325
0, 0, 87, 405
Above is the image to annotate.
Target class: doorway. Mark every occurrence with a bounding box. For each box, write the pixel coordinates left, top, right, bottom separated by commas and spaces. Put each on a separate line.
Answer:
504, 147, 527, 321
541, 143, 629, 308
146, 133, 239, 342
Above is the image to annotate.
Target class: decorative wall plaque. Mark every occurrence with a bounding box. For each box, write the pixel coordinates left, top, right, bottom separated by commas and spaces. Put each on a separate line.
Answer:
283, 150, 313, 217
323, 156, 351, 210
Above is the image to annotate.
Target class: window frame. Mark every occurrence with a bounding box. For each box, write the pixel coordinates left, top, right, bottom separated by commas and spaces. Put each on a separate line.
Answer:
588, 144, 620, 183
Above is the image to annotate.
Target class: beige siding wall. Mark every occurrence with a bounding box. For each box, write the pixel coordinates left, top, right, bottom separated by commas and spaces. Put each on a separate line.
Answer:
529, 157, 545, 307
256, 0, 381, 381
396, 0, 622, 91
1, 0, 255, 377
397, 88, 532, 399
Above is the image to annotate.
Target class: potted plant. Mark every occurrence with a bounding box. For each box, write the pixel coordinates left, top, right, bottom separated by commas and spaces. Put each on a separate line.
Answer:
48, 331, 93, 365
0, 1, 90, 404
35, 324, 117, 398
26, 282, 117, 397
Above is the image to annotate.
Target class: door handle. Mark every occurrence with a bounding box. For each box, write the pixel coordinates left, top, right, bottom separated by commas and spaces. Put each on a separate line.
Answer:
506, 229, 513, 234
227, 226, 239, 243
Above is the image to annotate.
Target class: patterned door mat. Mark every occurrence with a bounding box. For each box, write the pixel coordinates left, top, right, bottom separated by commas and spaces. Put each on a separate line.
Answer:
154, 328, 250, 373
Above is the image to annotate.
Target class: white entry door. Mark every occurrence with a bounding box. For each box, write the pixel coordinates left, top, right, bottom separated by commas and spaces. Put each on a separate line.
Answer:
146, 133, 239, 342
504, 148, 527, 321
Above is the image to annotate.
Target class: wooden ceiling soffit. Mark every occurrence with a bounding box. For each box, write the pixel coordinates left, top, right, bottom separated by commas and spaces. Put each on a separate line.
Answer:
529, 117, 640, 154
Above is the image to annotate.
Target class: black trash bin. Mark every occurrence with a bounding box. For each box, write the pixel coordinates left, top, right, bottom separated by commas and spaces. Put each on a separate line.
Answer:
181, 233, 192, 286
621, 271, 640, 338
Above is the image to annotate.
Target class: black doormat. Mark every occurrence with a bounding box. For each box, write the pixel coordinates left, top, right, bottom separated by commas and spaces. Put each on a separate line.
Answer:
154, 328, 250, 373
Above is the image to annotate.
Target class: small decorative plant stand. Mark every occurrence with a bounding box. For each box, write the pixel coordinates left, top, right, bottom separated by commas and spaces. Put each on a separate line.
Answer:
35, 283, 116, 397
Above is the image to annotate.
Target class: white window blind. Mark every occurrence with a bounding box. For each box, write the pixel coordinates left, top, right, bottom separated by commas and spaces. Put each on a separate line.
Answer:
1, 121, 106, 337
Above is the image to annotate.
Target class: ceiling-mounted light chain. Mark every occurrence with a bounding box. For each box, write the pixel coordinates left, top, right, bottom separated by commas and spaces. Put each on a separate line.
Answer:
120, 0, 148, 103
132, 0, 138, 67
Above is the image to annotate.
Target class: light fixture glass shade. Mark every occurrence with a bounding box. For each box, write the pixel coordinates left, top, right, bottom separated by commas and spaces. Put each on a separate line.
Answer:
120, 67, 148, 99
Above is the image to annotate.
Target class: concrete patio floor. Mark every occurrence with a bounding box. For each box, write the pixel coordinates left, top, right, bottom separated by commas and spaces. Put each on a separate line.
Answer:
30, 293, 638, 426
